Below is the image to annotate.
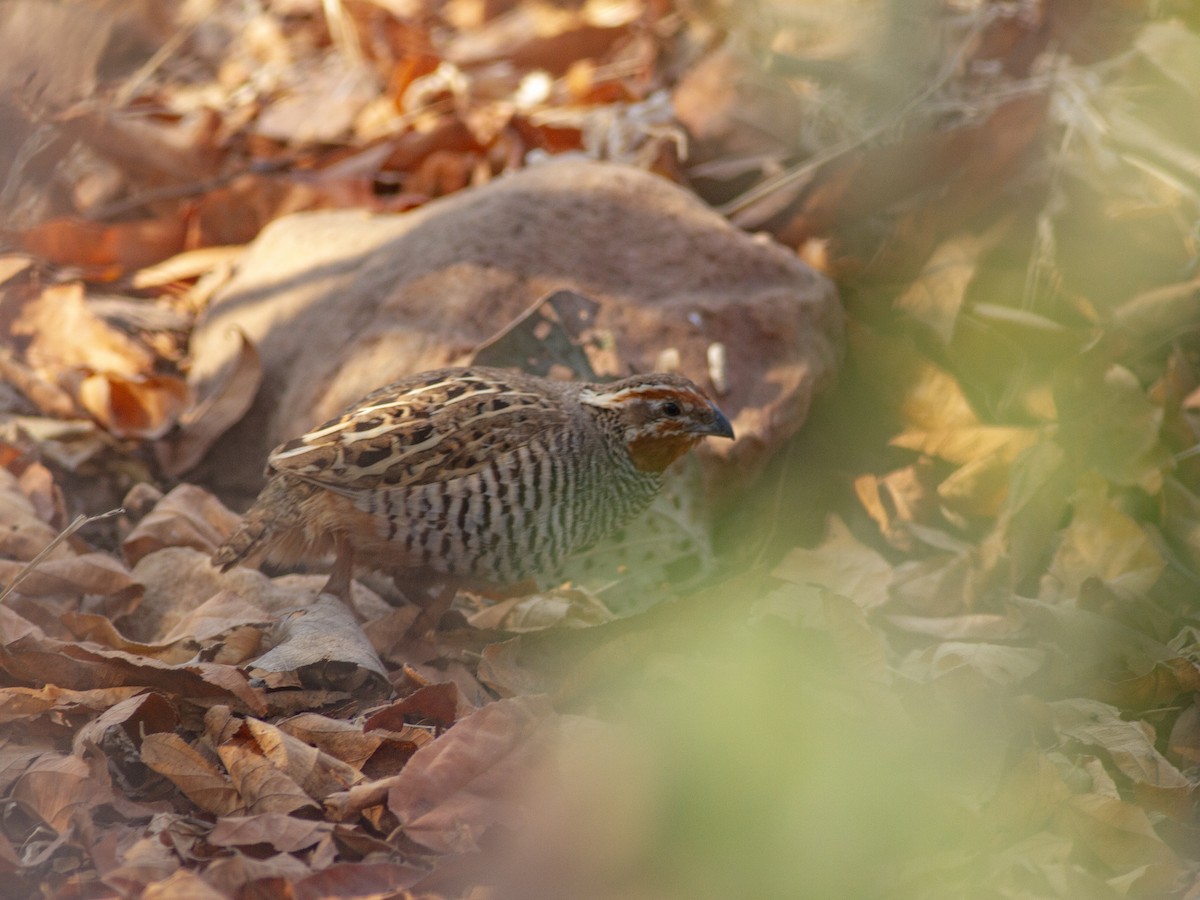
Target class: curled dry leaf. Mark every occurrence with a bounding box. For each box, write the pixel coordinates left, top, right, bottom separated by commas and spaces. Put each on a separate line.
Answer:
216, 729, 321, 816
61, 612, 200, 664
249, 595, 390, 698
365, 682, 461, 736
237, 717, 363, 802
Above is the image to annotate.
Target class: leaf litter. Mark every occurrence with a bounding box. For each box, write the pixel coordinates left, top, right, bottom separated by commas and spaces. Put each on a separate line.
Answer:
2, 0, 1200, 897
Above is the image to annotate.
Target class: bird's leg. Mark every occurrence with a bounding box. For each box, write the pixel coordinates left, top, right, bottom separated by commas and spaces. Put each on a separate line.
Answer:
321, 533, 355, 599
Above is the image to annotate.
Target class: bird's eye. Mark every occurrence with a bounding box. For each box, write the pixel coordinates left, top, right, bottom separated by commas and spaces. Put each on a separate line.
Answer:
662, 401, 682, 417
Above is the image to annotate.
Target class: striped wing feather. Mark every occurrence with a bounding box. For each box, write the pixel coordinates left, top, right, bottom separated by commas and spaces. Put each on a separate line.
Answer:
266, 368, 574, 494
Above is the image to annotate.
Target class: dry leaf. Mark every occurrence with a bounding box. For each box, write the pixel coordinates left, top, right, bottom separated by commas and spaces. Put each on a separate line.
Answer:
387, 695, 556, 854
122, 483, 241, 566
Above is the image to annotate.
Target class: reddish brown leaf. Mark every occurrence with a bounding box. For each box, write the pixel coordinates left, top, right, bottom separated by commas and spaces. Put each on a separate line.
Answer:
77, 371, 190, 440
18, 217, 187, 276
366, 682, 460, 733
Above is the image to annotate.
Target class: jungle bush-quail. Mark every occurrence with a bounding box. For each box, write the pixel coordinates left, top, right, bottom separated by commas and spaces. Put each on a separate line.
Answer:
214, 366, 734, 612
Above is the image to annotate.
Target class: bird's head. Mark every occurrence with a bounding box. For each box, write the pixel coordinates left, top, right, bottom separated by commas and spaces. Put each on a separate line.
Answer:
580, 372, 735, 473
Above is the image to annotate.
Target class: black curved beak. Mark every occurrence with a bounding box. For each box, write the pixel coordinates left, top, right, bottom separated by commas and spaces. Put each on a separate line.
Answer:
696, 404, 735, 440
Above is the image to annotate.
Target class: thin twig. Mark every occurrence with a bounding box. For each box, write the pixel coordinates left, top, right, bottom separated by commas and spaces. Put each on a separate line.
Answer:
0, 507, 125, 605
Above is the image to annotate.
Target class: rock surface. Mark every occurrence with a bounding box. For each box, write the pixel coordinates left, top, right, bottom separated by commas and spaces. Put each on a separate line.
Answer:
189, 158, 842, 501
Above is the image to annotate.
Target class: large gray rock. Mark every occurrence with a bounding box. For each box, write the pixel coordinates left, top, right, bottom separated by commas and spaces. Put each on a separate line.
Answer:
189, 158, 842, 501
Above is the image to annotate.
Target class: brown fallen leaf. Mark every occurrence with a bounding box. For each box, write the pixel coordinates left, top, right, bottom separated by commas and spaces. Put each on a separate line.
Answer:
1044, 474, 1164, 602
158, 329, 262, 478
215, 725, 323, 816
200, 845, 313, 896
10, 751, 111, 833
3, 281, 154, 377
140, 732, 240, 817
238, 717, 362, 802
387, 694, 556, 854
366, 682, 461, 734
140, 868, 229, 900
771, 516, 893, 611
0, 468, 66, 561
1055, 792, 1181, 894
91, 823, 185, 895
72, 691, 179, 757
0, 684, 146, 728
17, 215, 188, 276
129, 245, 246, 290
61, 612, 200, 664
121, 483, 242, 567
291, 861, 426, 900
1046, 698, 1191, 796
901, 641, 1045, 687
277, 713, 383, 771
0, 632, 266, 714
207, 812, 332, 853
0, 552, 136, 599
76, 370, 190, 440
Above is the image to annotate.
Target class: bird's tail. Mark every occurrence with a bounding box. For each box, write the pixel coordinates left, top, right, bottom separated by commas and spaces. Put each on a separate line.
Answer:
212, 475, 309, 572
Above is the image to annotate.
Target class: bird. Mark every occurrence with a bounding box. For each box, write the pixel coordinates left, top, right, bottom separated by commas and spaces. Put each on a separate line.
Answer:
213, 366, 734, 626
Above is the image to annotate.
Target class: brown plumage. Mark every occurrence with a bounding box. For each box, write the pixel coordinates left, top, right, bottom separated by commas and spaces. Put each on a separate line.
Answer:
213, 366, 734, 616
